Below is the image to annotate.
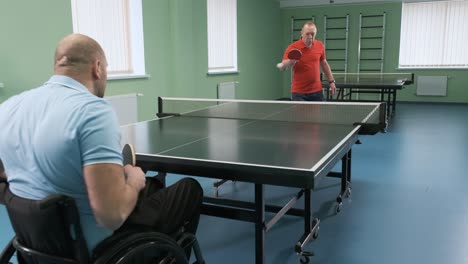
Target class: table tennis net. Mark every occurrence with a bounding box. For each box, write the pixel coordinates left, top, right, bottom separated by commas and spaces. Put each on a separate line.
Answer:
158, 97, 385, 127
331, 73, 414, 84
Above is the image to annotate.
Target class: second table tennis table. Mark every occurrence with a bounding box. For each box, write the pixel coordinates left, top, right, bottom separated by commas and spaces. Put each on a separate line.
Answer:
121, 97, 386, 264
322, 72, 414, 118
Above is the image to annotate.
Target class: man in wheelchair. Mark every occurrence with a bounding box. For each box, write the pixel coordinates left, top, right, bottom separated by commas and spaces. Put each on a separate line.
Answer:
0, 34, 204, 263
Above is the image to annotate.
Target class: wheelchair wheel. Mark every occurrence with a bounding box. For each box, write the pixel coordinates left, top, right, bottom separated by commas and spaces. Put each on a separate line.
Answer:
95, 232, 188, 264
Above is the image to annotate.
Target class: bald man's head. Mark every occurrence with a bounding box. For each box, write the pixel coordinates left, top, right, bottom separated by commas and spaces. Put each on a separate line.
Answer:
54, 34, 105, 72
54, 34, 108, 97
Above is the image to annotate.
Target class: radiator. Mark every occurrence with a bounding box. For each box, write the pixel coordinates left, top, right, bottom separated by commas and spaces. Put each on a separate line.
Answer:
416, 76, 448, 96
105, 93, 142, 125
217, 81, 237, 99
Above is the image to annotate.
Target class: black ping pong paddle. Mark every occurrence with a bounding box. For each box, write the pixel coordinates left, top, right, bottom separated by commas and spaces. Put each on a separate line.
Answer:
122, 143, 136, 167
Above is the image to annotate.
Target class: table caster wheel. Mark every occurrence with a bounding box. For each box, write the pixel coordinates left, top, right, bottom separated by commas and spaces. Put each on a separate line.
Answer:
345, 188, 352, 198
336, 195, 343, 204
299, 251, 313, 263
300, 255, 310, 263
311, 218, 319, 240
335, 203, 342, 214
313, 228, 319, 240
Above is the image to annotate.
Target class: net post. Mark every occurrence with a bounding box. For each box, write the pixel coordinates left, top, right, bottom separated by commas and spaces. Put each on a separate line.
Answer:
157, 97, 163, 116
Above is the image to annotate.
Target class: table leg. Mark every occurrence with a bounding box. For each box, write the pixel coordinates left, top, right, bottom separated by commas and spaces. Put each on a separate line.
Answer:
386, 89, 392, 118
294, 188, 319, 263
254, 184, 265, 264
335, 149, 352, 213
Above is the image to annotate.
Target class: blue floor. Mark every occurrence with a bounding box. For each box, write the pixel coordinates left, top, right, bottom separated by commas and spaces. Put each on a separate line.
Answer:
2, 102, 468, 263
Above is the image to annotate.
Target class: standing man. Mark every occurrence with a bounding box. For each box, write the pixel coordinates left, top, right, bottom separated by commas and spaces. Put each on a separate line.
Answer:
277, 21, 336, 101
0, 33, 203, 256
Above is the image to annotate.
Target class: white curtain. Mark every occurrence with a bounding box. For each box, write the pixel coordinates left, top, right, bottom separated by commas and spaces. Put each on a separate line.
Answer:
399, 0, 468, 68
207, 0, 238, 74
71, 0, 132, 74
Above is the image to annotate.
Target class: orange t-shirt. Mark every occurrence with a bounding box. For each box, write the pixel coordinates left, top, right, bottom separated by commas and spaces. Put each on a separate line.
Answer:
282, 39, 325, 94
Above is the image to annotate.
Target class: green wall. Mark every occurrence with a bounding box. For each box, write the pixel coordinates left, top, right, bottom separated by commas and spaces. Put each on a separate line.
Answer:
0, 0, 283, 121
2, 1, 466, 123
280, 2, 468, 103
0, 0, 71, 100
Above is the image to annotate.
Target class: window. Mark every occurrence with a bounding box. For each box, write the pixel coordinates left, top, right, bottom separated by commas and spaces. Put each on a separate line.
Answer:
207, 0, 238, 74
71, 0, 147, 79
399, 0, 468, 69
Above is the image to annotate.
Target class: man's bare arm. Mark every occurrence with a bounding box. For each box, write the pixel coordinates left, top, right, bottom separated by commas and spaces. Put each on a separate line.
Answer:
321, 59, 334, 82
277, 59, 298, 71
321, 59, 336, 95
83, 163, 146, 231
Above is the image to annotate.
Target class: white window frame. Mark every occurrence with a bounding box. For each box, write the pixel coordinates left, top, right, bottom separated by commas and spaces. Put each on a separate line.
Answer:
71, 0, 148, 80
399, 0, 468, 69
207, 0, 238, 75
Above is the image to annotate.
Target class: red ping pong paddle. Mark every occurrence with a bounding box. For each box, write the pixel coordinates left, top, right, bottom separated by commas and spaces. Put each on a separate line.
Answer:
122, 143, 136, 167
287, 49, 302, 60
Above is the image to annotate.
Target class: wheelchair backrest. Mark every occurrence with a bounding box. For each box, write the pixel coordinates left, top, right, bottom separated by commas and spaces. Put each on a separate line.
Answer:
3, 186, 89, 263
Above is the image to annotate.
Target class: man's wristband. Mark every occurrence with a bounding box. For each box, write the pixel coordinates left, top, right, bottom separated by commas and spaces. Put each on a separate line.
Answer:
329, 80, 335, 84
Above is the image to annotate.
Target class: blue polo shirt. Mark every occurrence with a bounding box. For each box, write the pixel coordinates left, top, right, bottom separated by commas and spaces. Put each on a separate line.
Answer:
0, 75, 123, 253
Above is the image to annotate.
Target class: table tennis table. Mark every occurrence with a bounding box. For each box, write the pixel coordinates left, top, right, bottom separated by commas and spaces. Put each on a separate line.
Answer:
120, 97, 386, 264
322, 73, 414, 118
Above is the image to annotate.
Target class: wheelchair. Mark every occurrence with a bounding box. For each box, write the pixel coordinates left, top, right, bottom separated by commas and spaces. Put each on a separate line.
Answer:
0, 180, 205, 264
